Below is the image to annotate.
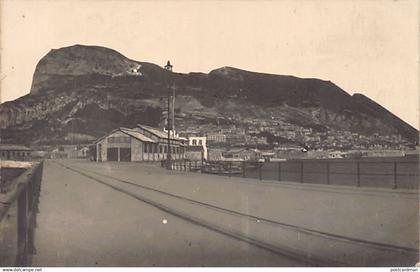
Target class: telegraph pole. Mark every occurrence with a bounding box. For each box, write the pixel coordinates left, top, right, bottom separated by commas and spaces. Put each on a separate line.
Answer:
164, 61, 173, 169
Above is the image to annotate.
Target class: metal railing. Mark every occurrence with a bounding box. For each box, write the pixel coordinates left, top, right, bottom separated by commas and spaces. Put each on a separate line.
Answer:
254, 159, 418, 189
166, 158, 419, 190
0, 161, 44, 266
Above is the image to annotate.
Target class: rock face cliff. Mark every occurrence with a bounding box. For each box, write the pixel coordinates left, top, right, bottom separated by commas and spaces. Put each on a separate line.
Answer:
0, 44, 417, 146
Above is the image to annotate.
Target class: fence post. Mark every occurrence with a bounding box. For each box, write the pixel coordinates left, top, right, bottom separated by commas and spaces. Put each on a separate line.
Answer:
189, 161, 191, 172
259, 163, 262, 180
228, 162, 232, 178
393, 162, 397, 189
356, 161, 361, 187
326, 161, 330, 185
242, 161, 246, 178
278, 162, 281, 181
16, 185, 28, 266
300, 161, 304, 183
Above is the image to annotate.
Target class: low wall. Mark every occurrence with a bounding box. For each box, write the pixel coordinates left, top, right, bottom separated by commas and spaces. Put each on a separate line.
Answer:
0, 161, 44, 266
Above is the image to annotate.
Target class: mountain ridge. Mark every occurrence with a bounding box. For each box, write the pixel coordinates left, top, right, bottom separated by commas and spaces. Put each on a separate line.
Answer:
0, 44, 417, 147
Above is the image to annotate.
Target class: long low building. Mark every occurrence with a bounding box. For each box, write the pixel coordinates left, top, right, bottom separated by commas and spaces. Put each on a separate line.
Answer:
94, 125, 187, 162
0, 144, 32, 161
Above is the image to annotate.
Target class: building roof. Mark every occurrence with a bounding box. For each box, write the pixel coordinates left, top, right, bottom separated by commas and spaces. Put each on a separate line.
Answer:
137, 124, 186, 141
120, 128, 156, 143
94, 127, 157, 144
0, 144, 32, 151
95, 126, 188, 145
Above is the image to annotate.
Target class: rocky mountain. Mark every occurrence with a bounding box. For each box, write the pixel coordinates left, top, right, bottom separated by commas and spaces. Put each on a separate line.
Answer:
0, 44, 417, 146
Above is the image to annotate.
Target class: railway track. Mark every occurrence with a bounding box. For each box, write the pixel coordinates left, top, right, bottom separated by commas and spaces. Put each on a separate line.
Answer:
55, 161, 418, 267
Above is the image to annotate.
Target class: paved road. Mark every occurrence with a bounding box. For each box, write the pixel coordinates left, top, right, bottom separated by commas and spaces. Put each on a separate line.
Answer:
31, 160, 305, 266
31, 159, 418, 266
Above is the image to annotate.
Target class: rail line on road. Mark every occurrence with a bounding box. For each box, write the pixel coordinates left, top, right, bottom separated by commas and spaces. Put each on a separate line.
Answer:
53, 161, 320, 266
54, 161, 418, 266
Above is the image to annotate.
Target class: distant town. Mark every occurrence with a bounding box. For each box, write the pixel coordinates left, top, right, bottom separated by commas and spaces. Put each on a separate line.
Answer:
1, 120, 417, 163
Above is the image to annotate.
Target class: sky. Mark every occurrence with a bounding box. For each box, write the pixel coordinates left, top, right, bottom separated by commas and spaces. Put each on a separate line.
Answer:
1, 0, 419, 129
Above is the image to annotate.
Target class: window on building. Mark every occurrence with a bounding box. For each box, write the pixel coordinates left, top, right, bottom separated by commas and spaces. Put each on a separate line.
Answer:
192, 139, 197, 145
198, 140, 202, 145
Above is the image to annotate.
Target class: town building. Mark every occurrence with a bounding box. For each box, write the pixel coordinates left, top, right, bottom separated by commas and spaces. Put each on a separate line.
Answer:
94, 125, 187, 162
50, 145, 89, 159
207, 133, 226, 143
328, 151, 345, 159
0, 144, 32, 161
187, 136, 207, 160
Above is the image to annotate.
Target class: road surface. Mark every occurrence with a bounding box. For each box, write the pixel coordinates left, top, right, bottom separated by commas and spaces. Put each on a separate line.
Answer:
30, 159, 418, 266
31, 160, 305, 266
